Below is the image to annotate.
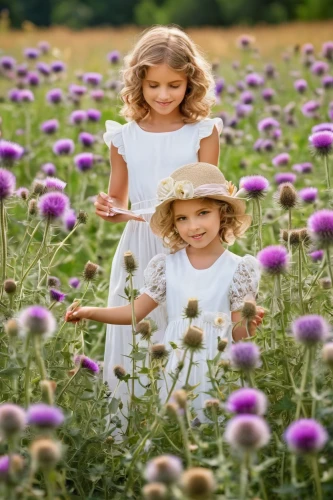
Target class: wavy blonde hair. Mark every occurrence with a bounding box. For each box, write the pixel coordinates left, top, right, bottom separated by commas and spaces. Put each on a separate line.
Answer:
156, 198, 246, 253
120, 25, 215, 123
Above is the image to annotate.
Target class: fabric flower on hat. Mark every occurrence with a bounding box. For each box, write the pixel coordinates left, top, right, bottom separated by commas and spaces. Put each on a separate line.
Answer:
157, 177, 175, 201
174, 180, 194, 199
226, 180, 237, 196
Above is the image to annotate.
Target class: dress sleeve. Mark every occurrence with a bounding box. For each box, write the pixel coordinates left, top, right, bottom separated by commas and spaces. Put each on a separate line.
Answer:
140, 254, 167, 305
103, 120, 126, 161
229, 255, 261, 312
196, 117, 223, 152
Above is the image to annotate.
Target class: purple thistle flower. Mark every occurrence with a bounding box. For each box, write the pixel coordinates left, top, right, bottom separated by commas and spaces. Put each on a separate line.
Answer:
0, 404, 26, 436
69, 277, 81, 289
272, 128, 282, 140
86, 108, 101, 122
311, 61, 329, 77
70, 110, 87, 125
38, 192, 69, 220
53, 139, 75, 156
239, 175, 269, 199
18, 89, 34, 102
312, 123, 333, 133
16, 187, 29, 200
74, 354, 99, 373
226, 388, 267, 415
27, 404, 64, 428
0, 455, 11, 480
41, 119, 59, 135
83, 72, 102, 86
245, 73, 264, 88
27, 71, 40, 86
18, 305, 56, 337
294, 79, 307, 93
265, 63, 276, 78
253, 138, 264, 152
224, 415, 270, 451
257, 245, 289, 274
261, 88, 275, 102
285, 419, 328, 454
272, 152, 290, 167
309, 250, 324, 262
299, 187, 318, 203
74, 152, 94, 172
16, 64, 28, 77
50, 288, 66, 303
275, 172, 296, 185
44, 177, 66, 192
69, 84, 87, 97
292, 315, 329, 345
145, 455, 183, 484
0, 169, 16, 200
107, 50, 121, 64
262, 139, 274, 152
258, 117, 279, 133
237, 35, 254, 49
90, 89, 104, 102
41, 163, 56, 176
24, 48, 40, 59
236, 80, 246, 91
322, 41, 333, 61
36, 62, 51, 76
215, 77, 225, 95
308, 209, 333, 248
0, 140, 24, 166
235, 104, 253, 118
309, 130, 333, 156
8, 88, 21, 103
38, 41, 50, 54
79, 132, 95, 147
51, 60, 66, 73
300, 162, 313, 174
302, 100, 320, 118
46, 88, 63, 105
63, 209, 77, 231
230, 342, 261, 371
302, 43, 314, 55
0, 55, 16, 71
240, 90, 254, 104
322, 75, 333, 89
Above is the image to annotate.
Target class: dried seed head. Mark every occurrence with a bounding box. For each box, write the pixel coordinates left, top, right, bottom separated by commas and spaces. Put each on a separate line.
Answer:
183, 326, 204, 351
204, 398, 220, 409
150, 344, 169, 361
145, 455, 183, 485
142, 482, 167, 500
322, 343, 333, 367
165, 402, 180, 418
136, 319, 153, 341
319, 277, 332, 289
123, 251, 138, 274
173, 389, 187, 409
277, 183, 298, 210
104, 436, 114, 445
241, 299, 257, 321
281, 228, 310, 246
47, 276, 60, 288
219, 359, 230, 370
28, 198, 38, 216
77, 210, 88, 224
113, 364, 127, 380
217, 338, 228, 352
4, 318, 19, 337
40, 380, 56, 405
83, 261, 99, 281
32, 180, 46, 196
30, 438, 62, 470
181, 467, 216, 499
183, 298, 200, 319
4, 279, 16, 295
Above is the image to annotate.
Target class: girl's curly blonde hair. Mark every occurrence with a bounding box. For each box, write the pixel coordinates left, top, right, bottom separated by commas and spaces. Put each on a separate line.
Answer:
156, 198, 246, 253
120, 25, 215, 123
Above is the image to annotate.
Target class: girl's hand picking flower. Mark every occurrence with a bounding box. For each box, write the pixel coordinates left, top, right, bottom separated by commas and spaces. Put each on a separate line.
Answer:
248, 306, 265, 336
65, 301, 84, 322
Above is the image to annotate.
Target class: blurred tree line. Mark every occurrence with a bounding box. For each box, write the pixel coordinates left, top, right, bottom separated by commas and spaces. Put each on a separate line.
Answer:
1, 0, 332, 29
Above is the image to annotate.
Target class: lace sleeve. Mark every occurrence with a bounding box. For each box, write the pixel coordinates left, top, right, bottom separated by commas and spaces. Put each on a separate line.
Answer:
140, 254, 166, 304
229, 255, 261, 311
196, 117, 223, 152
103, 120, 126, 161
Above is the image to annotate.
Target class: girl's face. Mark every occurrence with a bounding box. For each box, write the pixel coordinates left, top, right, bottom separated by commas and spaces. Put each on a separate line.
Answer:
142, 63, 188, 116
173, 199, 221, 249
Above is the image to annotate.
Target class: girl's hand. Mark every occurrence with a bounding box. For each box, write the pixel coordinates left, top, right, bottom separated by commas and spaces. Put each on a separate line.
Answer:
65, 303, 88, 323
94, 192, 144, 223
248, 306, 265, 336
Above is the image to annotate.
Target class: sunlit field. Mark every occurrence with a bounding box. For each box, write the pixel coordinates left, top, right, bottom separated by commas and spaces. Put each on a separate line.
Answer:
0, 20, 333, 499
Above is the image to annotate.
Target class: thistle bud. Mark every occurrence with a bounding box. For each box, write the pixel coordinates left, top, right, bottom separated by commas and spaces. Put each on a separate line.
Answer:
4, 279, 16, 295
142, 482, 167, 500
40, 380, 57, 405
47, 276, 60, 288
183, 298, 199, 319
113, 364, 127, 380
173, 389, 187, 409
136, 319, 153, 341
204, 398, 220, 409
32, 180, 46, 196
150, 344, 168, 361
83, 261, 99, 281
77, 210, 88, 224
28, 198, 38, 216
241, 299, 257, 321
181, 467, 216, 499
183, 326, 204, 350
322, 343, 333, 367
123, 251, 138, 274
30, 438, 62, 470
319, 277, 332, 289
217, 338, 228, 352
4, 318, 19, 337
165, 402, 180, 418
104, 436, 114, 445
219, 359, 230, 370
277, 183, 298, 210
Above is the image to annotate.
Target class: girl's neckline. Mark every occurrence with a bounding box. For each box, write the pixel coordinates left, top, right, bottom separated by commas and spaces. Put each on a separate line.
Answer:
134, 121, 188, 134
183, 247, 228, 271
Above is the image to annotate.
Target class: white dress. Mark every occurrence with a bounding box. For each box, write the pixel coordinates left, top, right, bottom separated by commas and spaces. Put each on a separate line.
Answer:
141, 249, 260, 418
102, 118, 223, 399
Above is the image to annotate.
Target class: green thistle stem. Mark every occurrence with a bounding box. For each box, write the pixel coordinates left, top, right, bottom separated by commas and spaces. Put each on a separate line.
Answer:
255, 198, 263, 251
240, 452, 249, 500
0, 200, 7, 300
298, 244, 305, 314
311, 455, 323, 500
57, 367, 81, 404
129, 272, 137, 405
20, 217, 51, 287
324, 155, 331, 190
295, 347, 311, 420
326, 247, 333, 284
176, 413, 192, 466
184, 350, 194, 389
20, 219, 43, 279
164, 348, 188, 404
33, 335, 47, 380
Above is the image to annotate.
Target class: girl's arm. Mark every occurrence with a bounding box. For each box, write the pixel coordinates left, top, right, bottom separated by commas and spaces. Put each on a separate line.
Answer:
231, 307, 264, 342
198, 126, 220, 166
66, 293, 158, 325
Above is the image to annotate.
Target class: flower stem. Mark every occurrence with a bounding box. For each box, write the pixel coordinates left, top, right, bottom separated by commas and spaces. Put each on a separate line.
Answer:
129, 272, 137, 405
326, 247, 333, 284
311, 455, 323, 500
295, 347, 311, 420
20, 218, 51, 286
0, 200, 7, 300
298, 244, 305, 314
255, 198, 263, 251
33, 335, 47, 380
240, 452, 249, 500
57, 367, 81, 404
164, 348, 188, 404
184, 350, 194, 389
324, 155, 331, 190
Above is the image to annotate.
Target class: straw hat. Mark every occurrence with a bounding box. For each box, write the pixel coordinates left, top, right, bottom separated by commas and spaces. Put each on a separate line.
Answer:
150, 162, 252, 237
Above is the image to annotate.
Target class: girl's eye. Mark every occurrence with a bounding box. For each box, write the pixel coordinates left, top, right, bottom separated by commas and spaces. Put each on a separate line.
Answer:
199, 211, 209, 215
176, 217, 186, 221
170, 85, 180, 89
149, 85, 158, 89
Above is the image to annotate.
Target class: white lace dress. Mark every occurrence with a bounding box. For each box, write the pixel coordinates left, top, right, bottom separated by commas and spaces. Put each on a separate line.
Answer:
141, 248, 260, 417
102, 118, 223, 400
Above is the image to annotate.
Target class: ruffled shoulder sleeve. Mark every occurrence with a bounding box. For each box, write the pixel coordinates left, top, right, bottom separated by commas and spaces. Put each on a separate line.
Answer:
140, 254, 166, 305
229, 255, 261, 312
196, 117, 223, 152
103, 120, 126, 161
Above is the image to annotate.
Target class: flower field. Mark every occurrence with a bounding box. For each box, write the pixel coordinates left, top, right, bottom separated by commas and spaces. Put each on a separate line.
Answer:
1, 23, 333, 499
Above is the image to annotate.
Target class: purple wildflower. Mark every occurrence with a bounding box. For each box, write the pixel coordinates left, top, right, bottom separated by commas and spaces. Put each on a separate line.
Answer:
0, 56, 16, 71
74, 354, 99, 373
322, 41, 333, 61
38, 41, 50, 54
16, 187, 29, 200
64, 209, 77, 231
311, 61, 329, 77
107, 50, 121, 64
41, 163, 56, 176
53, 139, 75, 156
44, 177, 66, 192
145, 455, 183, 484
41, 119, 59, 135
83, 72, 102, 86
70, 110, 87, 125
36, 62, 51, 76
265, 63, 276, 78
8, 88, 20, 103
236, 104, 253, 118
262, 139, 274, 152
302, 100, 320, 118
224, 415, 270, 451
299, 187, 318, 203
0, 140, 24, 166
294, 79, 307, 93
245, 72, 264, 88
272, 152, 290, 167
309, 130, 333, 156
322, 75, 333, 89
50, 288, 66, 303
24, 48, 40, 59
239, 175, 269, 199
240, 90, 254, 104
292, 315, 329, 346
298, 162, 313, 174
261, 88, 275, 102
308, 209, 333, 248
237, 35, 254, 49
236, 80, 246, 91
272, 128, 282, 140
0, 404, 26, 436
27, 71, 40, 86
86, 108, 101, 122
258, 117, 279, 132
18, 305, 56, 337
38, 192, 69, 220
74, 152, 94, 172
275, 172, 296, 185
253, 138, 264, 152
69, 277, 81, 289
215, 78, 225, 95
230, 342, 261, 371
90, 89, 104, 102
226, 388, 267, 415
285, 419, 328, 454
27, 404, 64, 428
46, 88, 63, 105
51, 61, 66, 73
69, 84, 87, 97
0, 169, 16, 200
312, 123, 333, 133
16, 64, 28, 77
309, 250, 324, 262
18, 89, 34, 102
257, 245, 289, 274
78, 132, 95, 147
302, 43, 314, 55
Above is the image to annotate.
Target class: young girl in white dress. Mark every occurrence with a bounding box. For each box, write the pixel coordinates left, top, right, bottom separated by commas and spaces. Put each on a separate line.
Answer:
67, 162, 264, 417
94, 26, 223, 400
